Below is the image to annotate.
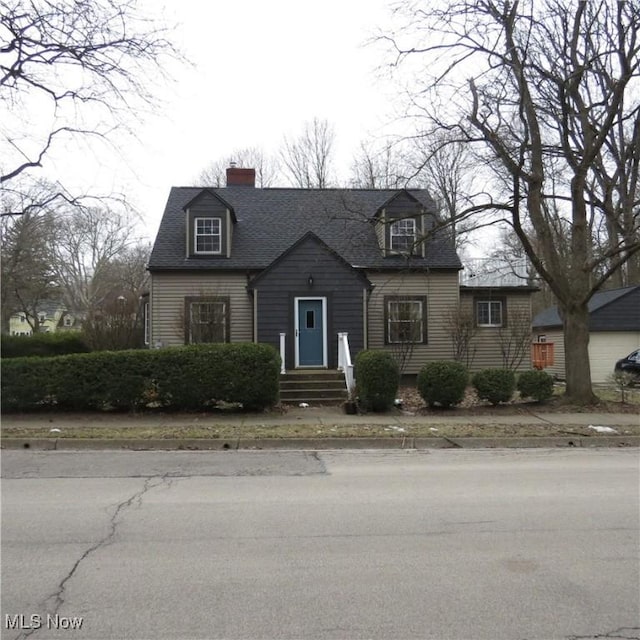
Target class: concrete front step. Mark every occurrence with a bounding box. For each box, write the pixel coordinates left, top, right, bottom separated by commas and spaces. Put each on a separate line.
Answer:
280, 370, 347, 403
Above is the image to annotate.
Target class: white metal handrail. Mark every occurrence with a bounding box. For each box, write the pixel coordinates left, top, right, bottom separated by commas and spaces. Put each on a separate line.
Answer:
337, 332, 355, 399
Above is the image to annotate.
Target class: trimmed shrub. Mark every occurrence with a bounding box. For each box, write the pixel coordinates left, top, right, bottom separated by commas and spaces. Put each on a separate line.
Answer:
472, 368, 516, 405
1, 332, 90, 358
1, 343, 281, 413
417, 360, 468, 408
517, 369, 554, 402
355, 350, 399, 412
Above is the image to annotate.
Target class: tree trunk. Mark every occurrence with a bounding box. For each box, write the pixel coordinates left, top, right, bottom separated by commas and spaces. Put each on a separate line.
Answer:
561, 302, 598, 404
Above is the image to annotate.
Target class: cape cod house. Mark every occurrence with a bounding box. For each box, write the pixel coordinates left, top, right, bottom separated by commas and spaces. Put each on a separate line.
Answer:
148, 167, 536, 394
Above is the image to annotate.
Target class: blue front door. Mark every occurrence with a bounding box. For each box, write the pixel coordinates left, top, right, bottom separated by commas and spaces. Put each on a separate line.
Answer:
298, 299, 324, 367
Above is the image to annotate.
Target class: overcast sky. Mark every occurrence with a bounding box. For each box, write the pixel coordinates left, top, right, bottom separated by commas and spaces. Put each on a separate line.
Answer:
48, 0, 401, 242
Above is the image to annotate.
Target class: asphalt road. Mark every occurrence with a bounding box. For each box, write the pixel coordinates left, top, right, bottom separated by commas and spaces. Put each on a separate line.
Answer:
1, 449, 639, 640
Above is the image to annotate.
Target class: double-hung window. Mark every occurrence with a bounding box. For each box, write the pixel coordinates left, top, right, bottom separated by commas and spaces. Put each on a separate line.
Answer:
194, 217, 221, 254
477, 300, 503, 327
386, 297, 426, 344
390, 218, 416, 253
186, 298, 229, 343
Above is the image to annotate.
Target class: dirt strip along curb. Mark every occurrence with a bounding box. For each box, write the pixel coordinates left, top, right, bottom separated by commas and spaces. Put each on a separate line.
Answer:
2, 436, 639, 450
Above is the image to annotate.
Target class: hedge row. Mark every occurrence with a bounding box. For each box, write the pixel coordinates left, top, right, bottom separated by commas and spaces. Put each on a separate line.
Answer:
1, 343, 280, 413
413, 360, 554, 408
1, 333, 91, 358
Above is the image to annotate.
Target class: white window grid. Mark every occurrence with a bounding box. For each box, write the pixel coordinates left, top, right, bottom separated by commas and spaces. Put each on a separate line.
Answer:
390, 218, 416, 252
387, 299, 423, 343
194, 217, 221, 254
189, 301, 226, 343
477, 300, 503, 326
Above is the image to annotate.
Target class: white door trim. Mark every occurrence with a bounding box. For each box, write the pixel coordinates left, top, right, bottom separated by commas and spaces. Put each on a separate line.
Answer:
294, 296, 328, 368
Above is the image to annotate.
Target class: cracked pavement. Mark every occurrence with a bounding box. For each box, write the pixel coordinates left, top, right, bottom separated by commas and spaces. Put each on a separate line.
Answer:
10, 475, 172, 640
2, 449, 639, 640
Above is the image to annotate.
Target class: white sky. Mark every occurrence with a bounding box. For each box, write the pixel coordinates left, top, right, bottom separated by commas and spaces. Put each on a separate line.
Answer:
35, 0, 402, 242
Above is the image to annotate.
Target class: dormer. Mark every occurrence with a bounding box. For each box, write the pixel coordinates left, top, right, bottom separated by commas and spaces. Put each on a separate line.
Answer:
183, 189, 236, 258
374, 190, 431, 257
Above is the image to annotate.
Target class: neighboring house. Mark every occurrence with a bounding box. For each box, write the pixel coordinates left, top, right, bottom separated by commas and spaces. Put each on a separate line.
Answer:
148, 167, 537, 376
532, 284, 640, 383
8, 302, 73, 336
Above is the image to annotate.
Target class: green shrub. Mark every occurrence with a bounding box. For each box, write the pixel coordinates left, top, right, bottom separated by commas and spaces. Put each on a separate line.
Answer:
1, 332, 90, 358
472, 368, 516, 405
417, 360, 468, 408
1, 343, 280, 413
355, 350, 399, 412
517, 369, 554, 402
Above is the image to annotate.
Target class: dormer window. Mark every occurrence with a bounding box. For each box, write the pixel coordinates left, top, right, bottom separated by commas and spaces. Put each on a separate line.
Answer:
194, 217, 222, 254
390, 218, 416, 253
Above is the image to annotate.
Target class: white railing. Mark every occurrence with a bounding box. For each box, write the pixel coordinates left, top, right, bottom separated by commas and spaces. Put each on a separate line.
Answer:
279, 332, 286, 374
337, 332, 355, 399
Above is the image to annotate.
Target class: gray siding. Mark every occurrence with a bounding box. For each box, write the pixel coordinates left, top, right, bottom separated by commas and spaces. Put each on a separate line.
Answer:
366, 271, 460, 373
380, 192, 426, 258
460, 290, 533, 371
150, 272, 253, 347
253, 235, 367, 369
186, 191, 232, 257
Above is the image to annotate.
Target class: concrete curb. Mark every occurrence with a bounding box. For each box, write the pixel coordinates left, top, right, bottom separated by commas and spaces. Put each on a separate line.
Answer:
2, 436, 639, 451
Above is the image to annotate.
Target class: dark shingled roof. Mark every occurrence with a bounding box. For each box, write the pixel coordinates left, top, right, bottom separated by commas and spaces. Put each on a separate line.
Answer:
532, 285, 640, 331
149, 187, 462, 272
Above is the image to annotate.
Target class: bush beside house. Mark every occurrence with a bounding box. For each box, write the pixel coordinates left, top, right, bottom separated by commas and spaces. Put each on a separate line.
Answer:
355, 350, 399, 412
472, 368, 516, 405
1, 343, 280, 413
517, 369, 554, 402
417, 361, 468, 408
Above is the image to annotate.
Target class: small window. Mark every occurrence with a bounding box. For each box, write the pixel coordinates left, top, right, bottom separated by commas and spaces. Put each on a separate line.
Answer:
64, 316, 73, 327
390, 218, 416, 253
194, 217, 221, 254
306, 310, 315, 329
386, 297, 426, 344
477, 300, 503, 327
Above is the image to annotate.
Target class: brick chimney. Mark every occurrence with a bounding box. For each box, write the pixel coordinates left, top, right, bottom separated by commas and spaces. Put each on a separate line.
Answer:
226, 166, 256, 187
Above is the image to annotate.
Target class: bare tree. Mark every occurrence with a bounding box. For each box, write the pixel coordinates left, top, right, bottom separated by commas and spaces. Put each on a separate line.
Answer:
497, 306, 532, 371
80, 241, 150, 349
414, 134, 481, 252
382, 0, 640, 403
280, 117, 336, 188
198, 147, 279, 188
350, 140, 411, 189
82, 292, 144, 351
51, 206, 140, 317
1, 0, 178, 209
443, 304, 478, 368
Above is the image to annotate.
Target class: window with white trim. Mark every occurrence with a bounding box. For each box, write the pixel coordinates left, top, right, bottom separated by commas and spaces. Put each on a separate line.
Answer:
477, 300, 503, 327
186, 297, 229, 344
390, 218, 416, 252
386, 297, 426, 344
194, 217, 221, 254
